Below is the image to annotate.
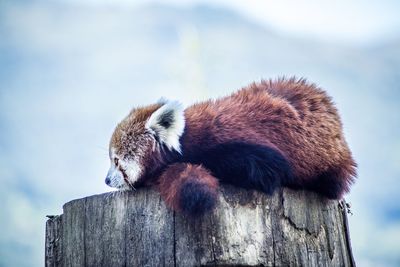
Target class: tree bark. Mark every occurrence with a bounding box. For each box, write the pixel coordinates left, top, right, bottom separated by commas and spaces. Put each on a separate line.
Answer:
45, 186, 355, 266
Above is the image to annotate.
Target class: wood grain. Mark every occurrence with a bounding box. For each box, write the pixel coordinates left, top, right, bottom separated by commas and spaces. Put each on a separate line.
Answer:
45, 186, 355, 266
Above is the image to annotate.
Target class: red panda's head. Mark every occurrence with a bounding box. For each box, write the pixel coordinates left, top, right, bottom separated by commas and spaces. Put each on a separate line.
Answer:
105, 100, 185, 190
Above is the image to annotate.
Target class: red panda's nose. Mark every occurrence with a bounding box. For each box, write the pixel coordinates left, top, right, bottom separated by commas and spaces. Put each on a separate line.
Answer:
105, 177, 111, 186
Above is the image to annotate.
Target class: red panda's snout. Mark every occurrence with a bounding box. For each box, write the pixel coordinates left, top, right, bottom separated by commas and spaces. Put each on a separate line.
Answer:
106, 100, 185, 190
105, 147, 144, 190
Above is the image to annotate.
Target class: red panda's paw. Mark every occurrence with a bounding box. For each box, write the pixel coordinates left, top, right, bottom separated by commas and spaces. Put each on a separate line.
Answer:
157, 163, 219, 216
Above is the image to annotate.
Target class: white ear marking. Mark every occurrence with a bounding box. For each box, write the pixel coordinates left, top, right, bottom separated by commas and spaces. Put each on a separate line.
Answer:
145, 100, 185, 153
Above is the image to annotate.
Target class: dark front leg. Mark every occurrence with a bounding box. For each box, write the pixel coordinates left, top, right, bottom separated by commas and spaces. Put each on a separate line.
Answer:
156, 163, 219, 216
190, 142, 294, 195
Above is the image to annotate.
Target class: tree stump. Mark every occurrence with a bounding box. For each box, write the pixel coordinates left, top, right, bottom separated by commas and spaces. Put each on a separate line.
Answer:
45, 186, 355, 266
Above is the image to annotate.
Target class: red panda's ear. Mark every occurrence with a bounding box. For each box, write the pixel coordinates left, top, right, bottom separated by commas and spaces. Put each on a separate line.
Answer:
145, 100, 185, 153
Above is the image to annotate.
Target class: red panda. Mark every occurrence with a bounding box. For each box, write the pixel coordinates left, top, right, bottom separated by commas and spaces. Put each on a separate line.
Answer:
106, 77, 357, 216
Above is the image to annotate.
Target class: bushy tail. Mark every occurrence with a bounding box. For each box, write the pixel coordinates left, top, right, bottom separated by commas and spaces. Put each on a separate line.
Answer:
157, 163, 219, 216
307, 162, 357, 199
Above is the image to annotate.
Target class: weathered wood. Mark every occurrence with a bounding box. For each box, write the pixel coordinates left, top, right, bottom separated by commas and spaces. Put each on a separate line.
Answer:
45, 215, 63, 267
45, 186, 355, 267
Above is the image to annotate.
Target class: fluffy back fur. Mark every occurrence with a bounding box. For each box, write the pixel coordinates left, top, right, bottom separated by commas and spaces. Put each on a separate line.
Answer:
106, 77, 357, 215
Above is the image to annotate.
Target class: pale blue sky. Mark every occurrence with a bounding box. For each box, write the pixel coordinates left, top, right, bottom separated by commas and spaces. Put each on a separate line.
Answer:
0, 1, 399, 266
63, 0, 400, 44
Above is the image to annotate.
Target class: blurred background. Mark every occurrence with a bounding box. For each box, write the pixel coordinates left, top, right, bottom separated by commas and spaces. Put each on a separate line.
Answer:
0, 0, 399, 266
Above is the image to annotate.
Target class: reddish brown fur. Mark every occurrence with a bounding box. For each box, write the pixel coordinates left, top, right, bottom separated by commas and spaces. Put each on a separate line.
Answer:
110, 77, 357, 214
181, 77, 356, 192
110, 103, 162, 161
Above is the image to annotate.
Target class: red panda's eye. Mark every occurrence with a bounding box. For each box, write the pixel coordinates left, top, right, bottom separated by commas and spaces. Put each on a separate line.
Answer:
114, 158, 119, 166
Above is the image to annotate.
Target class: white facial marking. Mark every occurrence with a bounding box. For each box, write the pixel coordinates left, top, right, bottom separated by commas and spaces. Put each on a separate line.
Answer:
120, 159, 142, 184
106, 148, 143, 190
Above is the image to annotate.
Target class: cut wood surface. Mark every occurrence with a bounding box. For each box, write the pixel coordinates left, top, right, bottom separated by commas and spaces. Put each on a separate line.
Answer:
45, 186, 355, 266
